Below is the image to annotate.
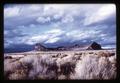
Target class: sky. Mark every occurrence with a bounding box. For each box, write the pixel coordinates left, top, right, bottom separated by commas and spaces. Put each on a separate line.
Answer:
4, 4, 116, 49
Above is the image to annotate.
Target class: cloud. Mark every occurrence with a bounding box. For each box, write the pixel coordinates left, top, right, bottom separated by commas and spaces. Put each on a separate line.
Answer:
22, 28, 64, 45
4, 28, 27, 38
84, 4, 116, 26
102, 45, 116, 49
4, 6, 20, 18
45, 28, 63, 34
4, 30, 8, 35
36, 16, 51, 23
45, 37, 60, 44
4, 40, 13, 48
66, 29, 101, 42
24, 35, 49, 45
61, 15, 74, 23
100, 36, 116, 45
4, 4, 116, 48
28, 4, 43, 11
53, 11, 63, 20
43, 4, 73, 16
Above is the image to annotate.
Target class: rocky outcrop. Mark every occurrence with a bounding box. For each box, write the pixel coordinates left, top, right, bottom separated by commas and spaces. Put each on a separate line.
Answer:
87, 42, 102, 50
34, 43, 46, 51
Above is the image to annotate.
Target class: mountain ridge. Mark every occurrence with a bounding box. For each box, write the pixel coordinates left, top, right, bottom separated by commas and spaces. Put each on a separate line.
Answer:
4, 41, 115, 53
34, 42, 102, 51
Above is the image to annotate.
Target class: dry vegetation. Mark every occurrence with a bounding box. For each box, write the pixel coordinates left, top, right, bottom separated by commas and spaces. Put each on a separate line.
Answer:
4, 50, 116, 80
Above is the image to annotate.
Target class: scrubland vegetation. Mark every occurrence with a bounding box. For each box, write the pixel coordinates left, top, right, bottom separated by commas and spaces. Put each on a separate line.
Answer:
4, 50, 116, 80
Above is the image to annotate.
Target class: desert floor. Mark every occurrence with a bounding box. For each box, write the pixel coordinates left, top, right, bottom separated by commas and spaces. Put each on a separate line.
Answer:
4, 49, 116, 80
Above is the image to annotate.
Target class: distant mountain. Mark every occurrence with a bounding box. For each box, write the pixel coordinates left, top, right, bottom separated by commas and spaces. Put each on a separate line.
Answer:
34, 42, 102, 51
4, 44, 34, 53
4, 41, 114, 53
86, 42, 102, 50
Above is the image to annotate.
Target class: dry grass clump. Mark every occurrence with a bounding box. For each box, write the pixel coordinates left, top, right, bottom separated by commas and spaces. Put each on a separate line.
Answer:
8, 69, 28, 80
74, 53, 82, 55
98, 51, 115, 57
58, 75, 66, 80
58, 62, 76, 79
109, 56, 116, 64
4, 56, 12, 59
71, 55, 99, 79
89, 52, 94, 54
109, 53, 115, 56
4, 60, 28, 80
55, 54, 77, 79
19, 54, 59, 80
70, 54, 116, 79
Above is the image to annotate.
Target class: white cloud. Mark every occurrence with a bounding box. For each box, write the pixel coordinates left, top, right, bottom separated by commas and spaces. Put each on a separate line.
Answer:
61, 15, 74, 23
4, 4, 81, 27
28, 4, 43, 11
84, 4, 116, 25
99, 34, 107, 37
23, 28, 64, 45
4, 30, 8, 35
42, 4, 82, 24
45, 28, 64, 38
24, 28, 99, 44
44, 4, 70, 10
66, 30, 101, 42
46, 28, 62, 34
4, 6, 20, 18
52, 22, 61, 28
17, 4, 43, 17
102, 45, 116, 49
25, 35, 49, 45
53, 11, 63, 20
45, 37, 60, 44
43, 4, 71, 14
36, 16, 51, 23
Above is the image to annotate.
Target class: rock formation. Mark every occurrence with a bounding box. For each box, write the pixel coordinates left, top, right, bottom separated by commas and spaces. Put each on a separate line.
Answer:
34, 43, 46, 51
87, 42, 102, 50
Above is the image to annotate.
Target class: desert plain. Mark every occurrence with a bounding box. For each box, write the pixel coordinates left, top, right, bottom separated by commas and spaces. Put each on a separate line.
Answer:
4, 49, 116, 80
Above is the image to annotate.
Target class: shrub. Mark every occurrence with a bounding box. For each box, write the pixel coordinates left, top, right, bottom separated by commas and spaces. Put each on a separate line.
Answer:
71, 55, 116, 79
4, 59, 28, 80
